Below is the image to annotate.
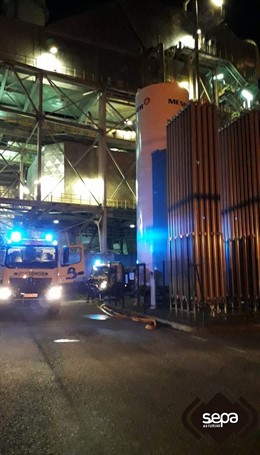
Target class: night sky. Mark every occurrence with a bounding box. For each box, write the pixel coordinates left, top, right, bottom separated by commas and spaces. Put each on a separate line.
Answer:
45, 0, 260, 47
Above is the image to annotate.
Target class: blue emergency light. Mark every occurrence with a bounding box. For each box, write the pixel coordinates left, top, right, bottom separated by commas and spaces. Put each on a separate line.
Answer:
8, 229, 57, 245
10, 231, 22, 242
45, 233, 53, 242
94, 259, 102, 267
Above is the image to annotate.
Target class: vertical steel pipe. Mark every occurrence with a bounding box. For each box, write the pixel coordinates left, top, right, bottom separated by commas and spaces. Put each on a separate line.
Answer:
37, 72, 43, 202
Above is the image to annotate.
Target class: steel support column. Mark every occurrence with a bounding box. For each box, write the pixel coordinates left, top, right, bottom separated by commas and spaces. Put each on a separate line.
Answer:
194, 0, 200, 102
19, 147, 24, 198
37, 73, 43, 202
98, 90, 107, 253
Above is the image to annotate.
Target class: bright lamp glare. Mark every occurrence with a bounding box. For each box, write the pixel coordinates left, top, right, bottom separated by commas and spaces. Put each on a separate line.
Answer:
45, 233, 53, 242
36, 52, 62, 73
73, 177, 103, 205
178, 80, 189, 91
54, 339, 80, 343
46, 286, 62, 301
213, 73, 224, 81
100, 280, 107, 290
241, 89, 253, 102
211, 0, 223, 6
0, 286, 12, 300
11, 231, 22, 242
22, 186, 30, 195
49, 46, 58, 55
179, 34, 195, 49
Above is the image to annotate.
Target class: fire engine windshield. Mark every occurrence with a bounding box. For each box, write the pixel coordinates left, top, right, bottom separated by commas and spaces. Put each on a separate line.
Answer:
5, 245, 58, 269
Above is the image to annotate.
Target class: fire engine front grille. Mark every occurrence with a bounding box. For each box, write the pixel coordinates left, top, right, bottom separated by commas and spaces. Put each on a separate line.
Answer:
9, 277, 52, 297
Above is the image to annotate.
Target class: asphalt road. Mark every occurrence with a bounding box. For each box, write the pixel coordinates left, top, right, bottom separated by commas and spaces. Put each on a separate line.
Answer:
0, 299, 259, 455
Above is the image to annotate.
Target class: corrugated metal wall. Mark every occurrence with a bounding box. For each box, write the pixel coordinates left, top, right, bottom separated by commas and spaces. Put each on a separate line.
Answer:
219, 111, 260, 308
167, 102, 226, 306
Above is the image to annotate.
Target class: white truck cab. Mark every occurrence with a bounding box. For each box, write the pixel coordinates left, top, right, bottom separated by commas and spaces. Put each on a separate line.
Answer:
0, 230, 84, 315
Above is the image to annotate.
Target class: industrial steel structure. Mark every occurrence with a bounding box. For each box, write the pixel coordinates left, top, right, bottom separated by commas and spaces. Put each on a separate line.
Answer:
0, 0, 259, 267
0, 58, 137, 254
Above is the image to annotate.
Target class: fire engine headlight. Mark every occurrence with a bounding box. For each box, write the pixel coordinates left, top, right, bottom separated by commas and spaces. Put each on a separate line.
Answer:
0, 286, 12, 300
46, 286, 62, 301
99, 280, 107, 290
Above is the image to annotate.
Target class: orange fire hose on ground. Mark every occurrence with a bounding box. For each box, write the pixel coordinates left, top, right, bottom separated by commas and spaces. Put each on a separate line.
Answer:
98, 303, 157, 330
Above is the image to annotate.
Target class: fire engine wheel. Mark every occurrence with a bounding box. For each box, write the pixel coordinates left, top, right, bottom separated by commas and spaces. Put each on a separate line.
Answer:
47, 302, 61, 317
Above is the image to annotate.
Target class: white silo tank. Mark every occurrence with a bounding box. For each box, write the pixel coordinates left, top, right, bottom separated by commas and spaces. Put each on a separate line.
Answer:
136, 82, 189, 276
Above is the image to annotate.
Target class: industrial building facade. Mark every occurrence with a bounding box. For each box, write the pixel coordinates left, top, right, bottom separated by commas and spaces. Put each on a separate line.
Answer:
0, 0, 260, 308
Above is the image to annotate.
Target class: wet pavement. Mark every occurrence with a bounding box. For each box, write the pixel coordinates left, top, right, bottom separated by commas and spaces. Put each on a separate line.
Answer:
0, 299, 259, 454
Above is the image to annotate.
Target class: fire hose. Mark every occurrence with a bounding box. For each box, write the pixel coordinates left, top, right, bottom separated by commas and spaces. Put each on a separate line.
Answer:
98, 303, 157, 330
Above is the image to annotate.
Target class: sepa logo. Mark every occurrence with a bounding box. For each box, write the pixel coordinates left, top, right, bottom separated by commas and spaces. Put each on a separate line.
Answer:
182, 393, 257, 443
202, 412, 238, 428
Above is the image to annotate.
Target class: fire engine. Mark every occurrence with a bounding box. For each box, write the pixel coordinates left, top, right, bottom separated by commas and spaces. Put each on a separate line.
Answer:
0, 229, 84, 315
85, 257, 125, 299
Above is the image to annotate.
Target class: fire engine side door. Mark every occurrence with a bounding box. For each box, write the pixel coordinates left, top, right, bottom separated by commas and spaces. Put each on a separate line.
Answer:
59, 245, 85, 283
